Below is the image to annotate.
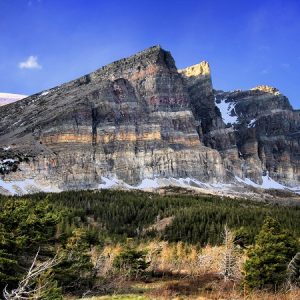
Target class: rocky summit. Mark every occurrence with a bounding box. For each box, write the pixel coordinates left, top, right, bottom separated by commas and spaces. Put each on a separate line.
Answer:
0, 46, 299, 193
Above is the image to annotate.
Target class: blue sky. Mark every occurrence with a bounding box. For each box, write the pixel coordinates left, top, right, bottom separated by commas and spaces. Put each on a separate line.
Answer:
0, 0, 299, 108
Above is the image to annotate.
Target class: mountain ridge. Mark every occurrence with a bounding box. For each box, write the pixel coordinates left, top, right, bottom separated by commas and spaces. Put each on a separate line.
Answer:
0, 46, 299, 195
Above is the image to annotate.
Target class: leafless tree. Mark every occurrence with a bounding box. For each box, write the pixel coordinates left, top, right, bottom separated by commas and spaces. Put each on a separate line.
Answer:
286, 252, 300, 290
219, 225, 240, 281
3, 249, 60, 300
195, 254, 213, 275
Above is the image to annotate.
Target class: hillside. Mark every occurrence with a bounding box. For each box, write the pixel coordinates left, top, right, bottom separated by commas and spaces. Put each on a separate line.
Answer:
1, 189, 300, 299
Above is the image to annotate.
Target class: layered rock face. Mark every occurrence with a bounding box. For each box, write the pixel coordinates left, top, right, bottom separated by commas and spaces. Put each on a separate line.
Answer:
0, 46, 224, 189
178, 59, 300, 186
0, 46, 299, 190
214, 88, 300, 185
179, 63, 241, 179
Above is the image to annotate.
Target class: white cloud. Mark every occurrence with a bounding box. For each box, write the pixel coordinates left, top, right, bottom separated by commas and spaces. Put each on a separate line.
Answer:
19, 56, 42, 70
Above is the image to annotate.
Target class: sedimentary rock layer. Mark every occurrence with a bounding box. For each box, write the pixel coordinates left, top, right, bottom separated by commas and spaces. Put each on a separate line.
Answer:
0, 46, 224, 189
0, 46, 299, 190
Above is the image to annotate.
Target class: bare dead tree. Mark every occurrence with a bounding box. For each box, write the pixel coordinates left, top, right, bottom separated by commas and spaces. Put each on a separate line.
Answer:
219, 225, 240, 281
194, 254, 213, 276
286, 252, 300, 290
3, 249, 61, 300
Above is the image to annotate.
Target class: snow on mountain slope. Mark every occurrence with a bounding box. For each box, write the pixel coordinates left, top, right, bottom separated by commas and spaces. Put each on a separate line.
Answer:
1, 174, 299, 197
0, 93, 27, 106
215, 98, 238, 125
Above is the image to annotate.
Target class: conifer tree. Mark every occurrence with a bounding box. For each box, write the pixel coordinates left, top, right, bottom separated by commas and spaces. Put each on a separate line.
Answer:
54, 228, 94, 292
113, 246, 149, 279
244, 217, 299, 290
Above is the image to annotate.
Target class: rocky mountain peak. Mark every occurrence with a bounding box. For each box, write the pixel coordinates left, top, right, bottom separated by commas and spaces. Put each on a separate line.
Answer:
0, 47, 299, 194
179, 61, 210, 77
90, 45, 177, 81
251, 85, 281, 95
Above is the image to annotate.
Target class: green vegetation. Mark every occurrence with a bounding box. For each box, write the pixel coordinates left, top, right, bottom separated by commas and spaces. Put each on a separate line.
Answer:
0, 189, 300, 297
0, 198, 60, 290
244, 217, 299, 290
113, 247, 149, 278
54, 228, 94, 293
2, 189, 299, 245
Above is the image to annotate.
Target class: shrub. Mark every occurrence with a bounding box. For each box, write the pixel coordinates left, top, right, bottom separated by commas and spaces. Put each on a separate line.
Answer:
113, 247, 149, 278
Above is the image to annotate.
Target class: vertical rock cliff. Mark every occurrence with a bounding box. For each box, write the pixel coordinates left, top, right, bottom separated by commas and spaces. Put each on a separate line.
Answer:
179, 62, 242, 179
0, 46, 299, 192
0, 46, 224, 190
214, 87, 300, 186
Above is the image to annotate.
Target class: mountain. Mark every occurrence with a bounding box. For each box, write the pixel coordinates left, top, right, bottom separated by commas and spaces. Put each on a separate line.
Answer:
0, 46, 299, 194
0, 93, 27, 106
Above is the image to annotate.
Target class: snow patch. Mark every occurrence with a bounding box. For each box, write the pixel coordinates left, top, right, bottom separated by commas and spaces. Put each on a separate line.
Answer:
2, 159, 15, 163
98, 177, 119, 189
261, 173, 286, 190
41, 91, 49, 96
0, 178, 61, 195
215, 98, 238, 125
235, 176, 260, 188
136, 178, 160, 189
0, 93, 27, 106
0, 93, 26, 100
235, 172, 300, 194
247, 119, 256, 128
0, 173, 299, 196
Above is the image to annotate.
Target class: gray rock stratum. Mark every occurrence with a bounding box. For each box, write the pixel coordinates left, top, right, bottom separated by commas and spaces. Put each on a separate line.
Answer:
0, 46, 299, 193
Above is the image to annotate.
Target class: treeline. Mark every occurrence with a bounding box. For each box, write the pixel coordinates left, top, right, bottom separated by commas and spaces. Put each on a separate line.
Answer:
3, 189, 300, 245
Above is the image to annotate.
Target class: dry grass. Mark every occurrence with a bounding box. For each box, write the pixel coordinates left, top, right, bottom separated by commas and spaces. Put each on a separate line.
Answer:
75, 277, 300, 299
81, 242, 300, 300
146, 278, 300, 299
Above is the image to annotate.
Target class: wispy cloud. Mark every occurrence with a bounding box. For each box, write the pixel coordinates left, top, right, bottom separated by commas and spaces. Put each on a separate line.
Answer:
19, 56, 42, 69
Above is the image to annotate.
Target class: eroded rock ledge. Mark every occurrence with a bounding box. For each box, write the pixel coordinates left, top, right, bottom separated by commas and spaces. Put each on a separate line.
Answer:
0, 46, 299, 191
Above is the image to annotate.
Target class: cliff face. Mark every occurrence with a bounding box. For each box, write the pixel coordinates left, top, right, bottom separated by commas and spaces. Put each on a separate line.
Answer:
0, 46, 299, 192
179, 63, 241, 180
214, 88, 300, 186
179, 62, 223, 136
0, 46, 224, 190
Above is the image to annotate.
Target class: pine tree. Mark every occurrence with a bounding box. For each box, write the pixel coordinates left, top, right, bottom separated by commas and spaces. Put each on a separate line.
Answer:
113, 246, 149, 279
0, 199, 61, 290
54, 228, 94, 293
244, 217, 299, 290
